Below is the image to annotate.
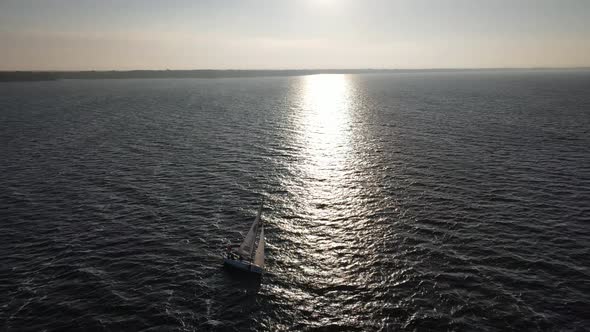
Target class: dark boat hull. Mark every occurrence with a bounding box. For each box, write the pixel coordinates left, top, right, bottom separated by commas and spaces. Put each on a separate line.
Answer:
223, 258, 263, 275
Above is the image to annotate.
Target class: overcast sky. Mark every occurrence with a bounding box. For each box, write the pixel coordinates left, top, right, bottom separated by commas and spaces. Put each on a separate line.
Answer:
1, 0, 589, 70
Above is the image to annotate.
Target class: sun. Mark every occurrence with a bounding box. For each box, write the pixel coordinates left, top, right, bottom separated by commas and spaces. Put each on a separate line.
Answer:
308, 0, 337, 8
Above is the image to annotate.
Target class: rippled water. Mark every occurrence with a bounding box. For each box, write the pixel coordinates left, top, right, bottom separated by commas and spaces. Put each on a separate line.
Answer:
1, 71, 590, 331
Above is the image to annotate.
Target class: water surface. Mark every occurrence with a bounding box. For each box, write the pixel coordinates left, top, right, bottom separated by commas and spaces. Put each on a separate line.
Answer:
1, 71, 590, 331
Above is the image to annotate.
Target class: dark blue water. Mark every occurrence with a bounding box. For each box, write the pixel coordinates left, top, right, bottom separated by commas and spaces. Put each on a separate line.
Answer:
1, 71, 590, 331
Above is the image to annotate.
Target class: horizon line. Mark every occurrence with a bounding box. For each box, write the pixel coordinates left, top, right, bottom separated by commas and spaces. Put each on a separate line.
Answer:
2, 66, 590, 73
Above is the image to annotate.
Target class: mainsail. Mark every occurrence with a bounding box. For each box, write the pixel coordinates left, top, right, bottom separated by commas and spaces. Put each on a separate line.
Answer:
254, 226, 265, 267
236, 201, 262, 259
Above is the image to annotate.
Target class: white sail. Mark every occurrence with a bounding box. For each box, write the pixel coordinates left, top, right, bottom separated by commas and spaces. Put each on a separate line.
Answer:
236, 201, 262, 259
254, 226, 265, 267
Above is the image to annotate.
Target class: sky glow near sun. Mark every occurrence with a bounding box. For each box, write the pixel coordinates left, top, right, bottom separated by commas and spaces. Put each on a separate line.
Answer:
0, 0, 589, 70
308, 0, 337, 7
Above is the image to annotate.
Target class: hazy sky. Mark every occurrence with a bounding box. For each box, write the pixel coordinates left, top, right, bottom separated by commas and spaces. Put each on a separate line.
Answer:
1, 0, 589, 70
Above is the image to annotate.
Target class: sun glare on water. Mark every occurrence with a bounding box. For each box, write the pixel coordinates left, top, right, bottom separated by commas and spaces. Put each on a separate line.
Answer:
298, 74, 353, 180
285, 74, 368, 292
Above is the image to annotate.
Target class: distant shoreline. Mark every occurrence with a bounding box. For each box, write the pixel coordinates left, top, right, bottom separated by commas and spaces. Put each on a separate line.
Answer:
1, 68, 589, 82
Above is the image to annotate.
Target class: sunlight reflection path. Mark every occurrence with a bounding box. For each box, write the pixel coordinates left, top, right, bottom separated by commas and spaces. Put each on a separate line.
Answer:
270, 73, 394, 328
293, 74, 362, 277
300, 74, 353, 183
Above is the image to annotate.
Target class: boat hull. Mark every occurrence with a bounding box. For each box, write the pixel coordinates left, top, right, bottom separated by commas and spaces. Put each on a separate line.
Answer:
223, 258, 263, 275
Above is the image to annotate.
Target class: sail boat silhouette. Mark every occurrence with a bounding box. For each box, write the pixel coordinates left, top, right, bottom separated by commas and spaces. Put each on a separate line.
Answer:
223, 200, 265, 275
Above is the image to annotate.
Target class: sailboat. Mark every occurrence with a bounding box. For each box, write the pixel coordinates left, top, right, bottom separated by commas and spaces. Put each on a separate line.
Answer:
223, 200, 265, 275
